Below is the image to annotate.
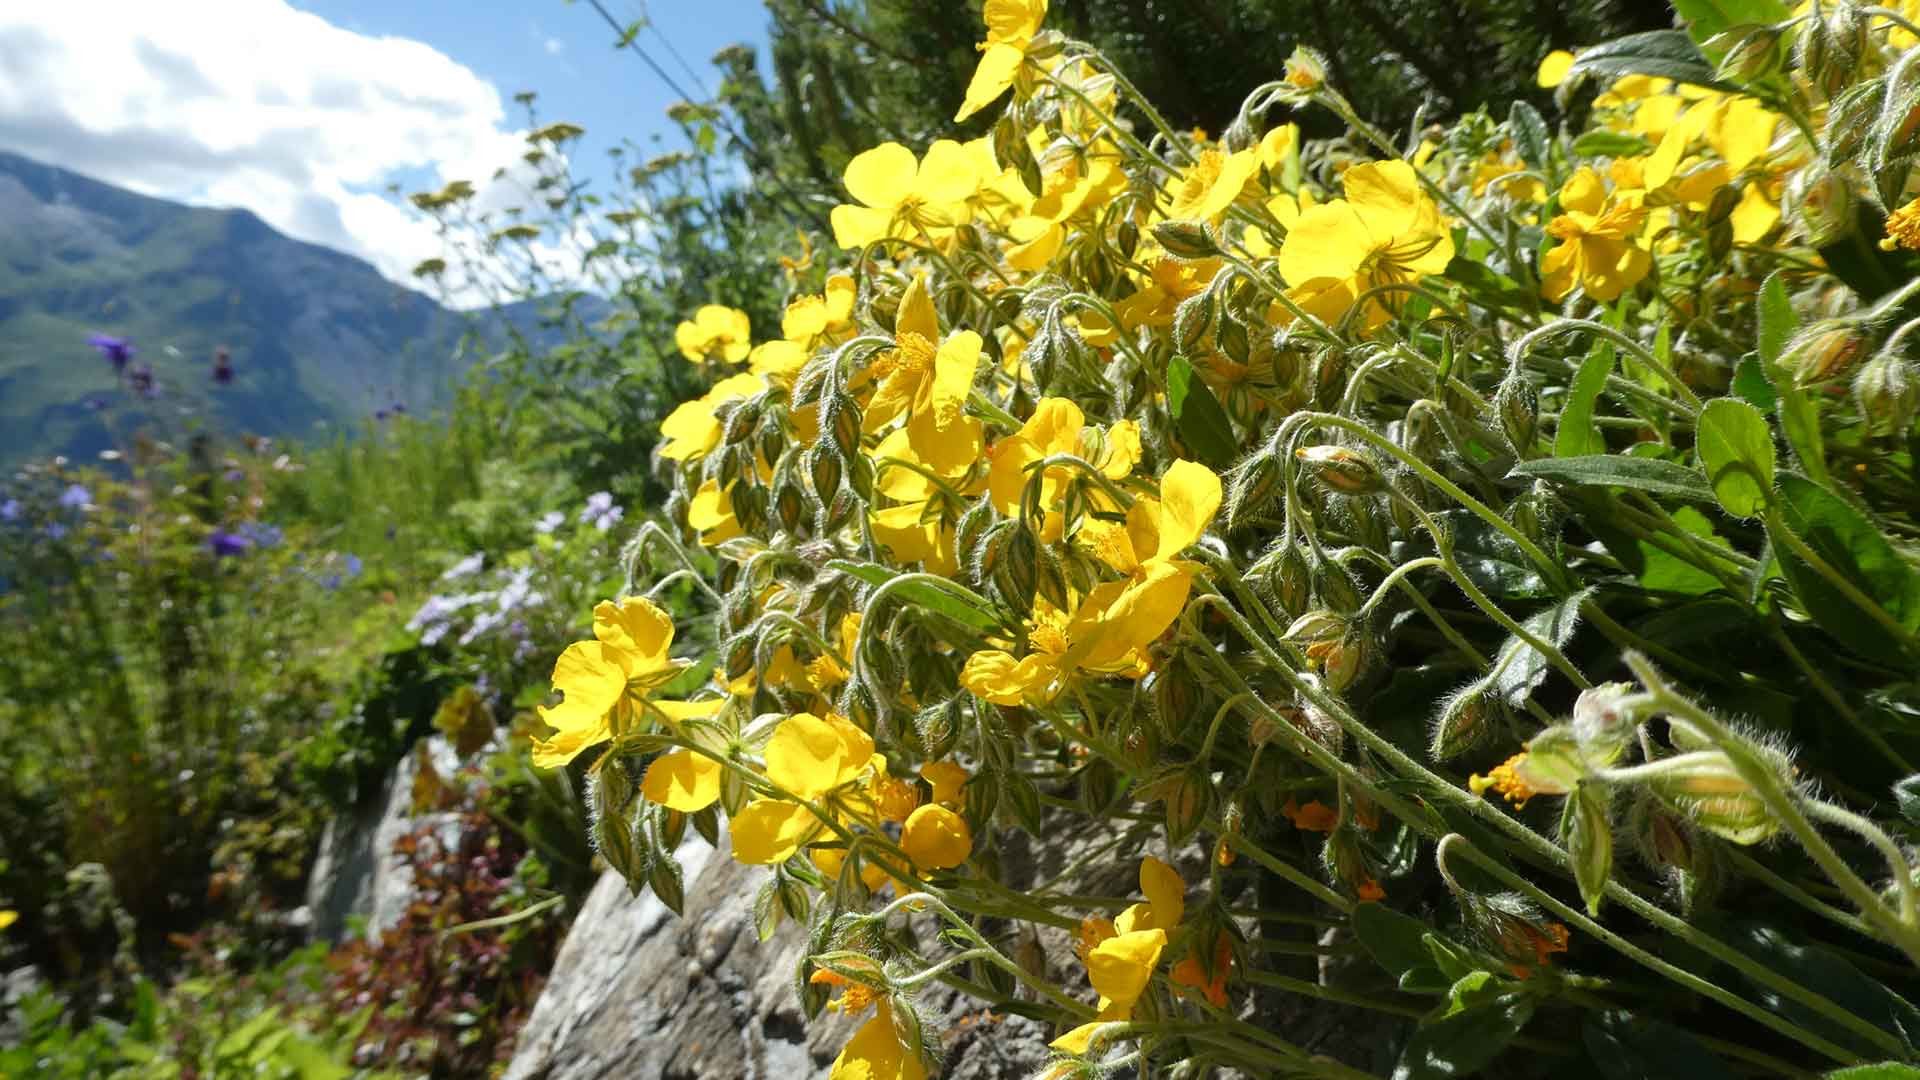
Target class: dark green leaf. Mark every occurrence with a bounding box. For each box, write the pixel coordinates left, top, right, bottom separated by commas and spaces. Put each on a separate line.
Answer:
1829, 1065, 1920, 1079
1758, 272, 1829, 484
1636, 505, 1729, 595
1353, 901, 1439, 980
1511, 455, 1716, 502
1392, 992, 1536, 1080
1773, 475, 1920, 665
1434, 510, 1552, 598
1671, 0, 1790, 47
1893, 775, 1920, 828
1509, 101, 1551, 174
1583, 1012, 1737, 1080
1493, 588, 1592, 704
1167, 353, 1237, 468
1568, 31, 1734, 92
1696, 398, 1775, 518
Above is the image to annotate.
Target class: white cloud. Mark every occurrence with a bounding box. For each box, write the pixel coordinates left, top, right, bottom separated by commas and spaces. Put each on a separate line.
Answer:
0, 0, 559, 306
544, 37, 565, 56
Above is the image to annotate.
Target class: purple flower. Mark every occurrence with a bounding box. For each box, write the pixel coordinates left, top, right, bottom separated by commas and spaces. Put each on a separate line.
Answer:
207, 529, 252, 557
0, 499, 19, 522
534, 510, 565, 535
211, 346, 235, 386
127, 364, 157, 398
58, 484, 90, 510
88, 334, 134, 371
45, 523, 67, 541
578, 491, 624, 532
373, 408, 389, 421
440, 553, 485, 581
237, 521, 283, 548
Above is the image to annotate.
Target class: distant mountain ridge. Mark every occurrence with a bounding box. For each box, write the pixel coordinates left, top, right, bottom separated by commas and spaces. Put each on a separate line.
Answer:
0, 149, 549, 463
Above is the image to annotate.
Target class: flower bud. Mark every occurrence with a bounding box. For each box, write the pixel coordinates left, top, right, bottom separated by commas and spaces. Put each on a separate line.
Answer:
1570, 682, 1641, 767
1295, 445, 1382, 495
775, 478, 806, 533
1708, 23, 1786, 82
1786, 320, 1871, 386
1152, 219, 1220, 259
1783, 162, 1857, 247
1226, 453, 1283, 532
1284, 46, 1328, 93
1172, 292, 1214, 352
1430, 678, 1505, 761
1646, 751, 1780, 844
1265, 543, 1313, 618
1854, 351, 1918, 435
809, 443, 844, 501
1796, 3, 1871, 99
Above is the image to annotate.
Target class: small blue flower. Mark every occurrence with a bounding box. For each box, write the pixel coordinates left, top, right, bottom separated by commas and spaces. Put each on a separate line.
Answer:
237, 521, 283, 548
58, 485, 90, 511
534, 511, 565, 535
88, 334, 134, 371
0, 499, 19, 522
207, 529, 251, 557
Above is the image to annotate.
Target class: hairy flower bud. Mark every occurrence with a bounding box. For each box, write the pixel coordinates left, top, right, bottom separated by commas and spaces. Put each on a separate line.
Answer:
1431, 677, 1505, 761
1295, 445, 1382, 495
1786, 320, 1871, 386
1226, 453, 1283, 532
1571, 682, 1642, 766
1709, 23, 1786, 81
1854, 351, 1918, 435
1283, 46, 1328, 94
1783, 162, 1857, 246
1152, 219, 1220, 259
1646, 751, 1780, 845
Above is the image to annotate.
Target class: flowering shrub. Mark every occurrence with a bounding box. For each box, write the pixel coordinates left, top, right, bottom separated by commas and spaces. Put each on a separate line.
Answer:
525, 1, 1920, 1075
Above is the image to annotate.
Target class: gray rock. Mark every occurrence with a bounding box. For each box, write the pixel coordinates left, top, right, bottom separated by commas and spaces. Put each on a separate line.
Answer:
304, 735, 468, 941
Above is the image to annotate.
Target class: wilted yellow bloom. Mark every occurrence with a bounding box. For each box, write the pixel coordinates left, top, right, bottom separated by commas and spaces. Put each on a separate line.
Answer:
532, 598, 684, 768
831, 140, 978, 249
1541, 168, 1651, 303
956, 0, 1049, 122
675, 304, 752, 363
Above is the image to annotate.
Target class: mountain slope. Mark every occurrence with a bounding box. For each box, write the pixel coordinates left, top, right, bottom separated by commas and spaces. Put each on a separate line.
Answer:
0, 150, 523, 463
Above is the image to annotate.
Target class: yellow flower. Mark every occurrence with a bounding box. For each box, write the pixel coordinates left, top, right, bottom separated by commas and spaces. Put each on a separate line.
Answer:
0, 910, 16, 932
675, 304, 752, 363
1112, 856, 1185, 934
1536, 49, 1575, 88
920, 760, 970, 805
783, 274, 858, 345
1541, 168, 1651, 303
869, 426, 980, 576
1004, 159, 1125, 271
955, 0, 1049, 122
862, 274, 985, 475
1242, 189, 1317, 259
687, 479, 743, 546
901, 803, 973, 869
986, 397, 1140, 538
830, 140, 978, 249
532, 598, 683, 768
1882, 198, 1920, 252
658, 372, 764, 461
640, 748, 724, 811
829, 1001, 926, 1080
1277, 159, 1453, 328
731, 712, 877, 865
1087, 928, 1167, 1019
1165, 147, 1260, 224
1259, 123, 1299, 176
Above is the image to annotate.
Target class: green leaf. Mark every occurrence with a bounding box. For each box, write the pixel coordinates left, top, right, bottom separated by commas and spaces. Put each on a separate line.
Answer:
1568, 31, 1734, 92
1637, 505, 1730, 595
1572, 131, 1654, 158
825, 560, 1004, 633
1830, 1065, 1920, 1079
1510, 455, 1716, 503
1353, 901, 1441, 980
1671, 0, 1790, 47
1732, 355, 1777, 411
1493, 588, 1592, 704
1555, 336, 1614, 457
1435, 510, 1552, 598
1584, 1012, 1737, 1080
1696, 398, 1775, 518
1759, 271, 1830, 485
1167, 354, 1237, 468
1509, 101, 1551, 175
1392, 993, 1536, 1080
1565, 782, 1614, 915
1773, 475, 1920, 665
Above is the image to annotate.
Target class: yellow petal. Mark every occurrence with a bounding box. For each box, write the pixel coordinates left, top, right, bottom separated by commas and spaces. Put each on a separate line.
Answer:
832, 203, 897, 250
928, 330, 982, 430
916, 139, 982, 207
1341, 159, 1424, 242
544, 640, 628, 723
1278, 201, 1371, 286
956, 42, 1024, 123
1259, 123, 1299, 173
896, 273, 940, 343
1087, 928, 1167, 1018
750, 340, 808, 381
1537, 49, 1575, 89
901, 804, 973, 870
1050, 1022, 1109, 1055
920, 761, 970, 805
829, 1002, 926, 1080
766, 712, 875, 799
730, 799, 821, 865
1150, 460, 1223, 562
657, 398, 723, 461
1139, 856, 1186, 929
844, 142, 919, 209
1556, 167, 1609, 217
593, 596, 676, 670
640, 749, 723, 811
530, 700, 613, 769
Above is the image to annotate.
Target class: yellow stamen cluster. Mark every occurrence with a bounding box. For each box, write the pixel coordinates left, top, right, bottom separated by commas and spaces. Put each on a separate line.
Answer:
1469, 752, 1539, 808
1881, 198, 1920, 251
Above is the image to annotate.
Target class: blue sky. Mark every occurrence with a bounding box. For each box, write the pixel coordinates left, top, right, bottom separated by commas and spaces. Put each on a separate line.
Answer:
0, 0, 775, 300
297, 0, 775, 196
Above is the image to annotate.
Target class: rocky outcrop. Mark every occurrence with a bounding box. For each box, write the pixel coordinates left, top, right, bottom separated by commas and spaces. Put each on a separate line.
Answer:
304, 736, 465, 941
